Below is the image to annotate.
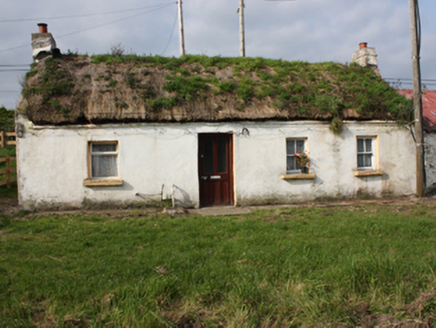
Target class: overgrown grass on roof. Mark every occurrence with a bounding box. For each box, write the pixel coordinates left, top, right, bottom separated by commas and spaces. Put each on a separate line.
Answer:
89, 54, 409, 118
22, 54, 412, 124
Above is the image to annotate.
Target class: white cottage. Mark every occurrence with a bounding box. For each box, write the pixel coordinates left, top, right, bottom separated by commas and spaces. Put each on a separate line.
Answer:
16, 28, 416, 210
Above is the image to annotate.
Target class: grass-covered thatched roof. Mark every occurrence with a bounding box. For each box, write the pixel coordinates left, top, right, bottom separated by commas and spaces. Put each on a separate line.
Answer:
18, 54, 411, 126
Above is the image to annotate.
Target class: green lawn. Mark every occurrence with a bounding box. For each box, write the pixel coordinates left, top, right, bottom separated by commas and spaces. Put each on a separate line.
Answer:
1, 204, 435, 327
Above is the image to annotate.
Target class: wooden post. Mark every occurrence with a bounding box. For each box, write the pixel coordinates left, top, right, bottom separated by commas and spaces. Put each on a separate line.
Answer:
239, 0, 245, 57
409, 0, 425, 197
6, 155, 11, 188
0, 131, 4, 148
178, 0, 186, 56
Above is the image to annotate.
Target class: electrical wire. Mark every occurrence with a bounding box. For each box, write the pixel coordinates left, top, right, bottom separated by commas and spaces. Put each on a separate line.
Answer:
56, 4, 175, 40
386, 78, 436, 82
0, 65, 29, 67
415, 0, 421, 56
160, 6, 179, 56
0, 44, 30, 54
0, 3, 175, 54
0, 3, 176, 23
0, 69, 29, 72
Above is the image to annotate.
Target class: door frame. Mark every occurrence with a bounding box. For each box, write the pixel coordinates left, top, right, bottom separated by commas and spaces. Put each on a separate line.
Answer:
198, 133, 235, 207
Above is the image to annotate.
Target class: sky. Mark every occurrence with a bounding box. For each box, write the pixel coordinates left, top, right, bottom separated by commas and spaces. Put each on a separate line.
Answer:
0, 0, 435, 109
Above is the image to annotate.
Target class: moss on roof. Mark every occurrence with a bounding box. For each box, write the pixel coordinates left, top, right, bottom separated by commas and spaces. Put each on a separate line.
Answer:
18, 54, 411, 125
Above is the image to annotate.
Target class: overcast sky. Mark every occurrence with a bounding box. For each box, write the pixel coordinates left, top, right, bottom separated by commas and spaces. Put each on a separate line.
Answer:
0, 0, 435, 109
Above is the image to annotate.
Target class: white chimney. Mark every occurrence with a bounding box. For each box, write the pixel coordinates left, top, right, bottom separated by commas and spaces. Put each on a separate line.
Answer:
351, 42, 380, 76
31, 23, 57, 62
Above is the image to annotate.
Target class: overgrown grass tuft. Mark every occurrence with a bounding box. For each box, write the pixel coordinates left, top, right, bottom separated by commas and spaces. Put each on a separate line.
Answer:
1, 204, 435, 326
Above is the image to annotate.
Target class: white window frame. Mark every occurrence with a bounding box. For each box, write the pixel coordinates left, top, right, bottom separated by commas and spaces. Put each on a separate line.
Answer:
286, 138, 307, 174
356, 137, 376, 170
87, 141, 119, 179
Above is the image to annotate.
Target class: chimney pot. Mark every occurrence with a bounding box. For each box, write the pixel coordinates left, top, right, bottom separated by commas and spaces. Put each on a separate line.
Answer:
359, 42, 368, 50
37, 23, 48, 34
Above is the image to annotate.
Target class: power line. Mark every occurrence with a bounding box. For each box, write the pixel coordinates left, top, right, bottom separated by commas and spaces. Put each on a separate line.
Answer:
0, 3, 176, 23
0, 65, 30, 67
0, 3, 175, 54
0, 69, 29, 72
161, 6, 179, 56
56, 4, 175, 40
385, 78, 436, 82
0, 44, 30, 54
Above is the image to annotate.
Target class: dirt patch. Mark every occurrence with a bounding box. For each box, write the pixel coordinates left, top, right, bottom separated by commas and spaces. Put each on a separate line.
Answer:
407, 290, 436, 316
0, 197, 18, 215
2, 195, 436, 218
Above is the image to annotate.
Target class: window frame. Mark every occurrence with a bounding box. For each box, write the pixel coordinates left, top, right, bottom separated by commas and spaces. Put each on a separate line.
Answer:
87, 141, 119, 179
356, 136, 377, 171
84, 141, 123, 187
286, 138, 308, 174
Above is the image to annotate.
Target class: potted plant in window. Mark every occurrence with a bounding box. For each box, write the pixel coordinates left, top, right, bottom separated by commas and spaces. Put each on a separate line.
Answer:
294, 150, 310, 173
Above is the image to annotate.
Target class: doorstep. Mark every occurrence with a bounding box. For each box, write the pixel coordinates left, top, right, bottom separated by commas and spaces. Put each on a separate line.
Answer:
190, 206, 252, 217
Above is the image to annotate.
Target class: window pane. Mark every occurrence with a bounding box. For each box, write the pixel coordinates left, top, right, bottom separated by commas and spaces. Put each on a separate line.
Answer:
364, 154, 372, 167
217, 138, 227, 173
92, 155, 117, 177
357, 139, 364, 153
92, 143, 117, 153
365, 139, 372, 152
286, 140, 295, 155
287, 156, 297, 172
358, 154, 373, 168
296, 140, 305, 153
358, 154, 364, 168
203, 138, 214, 174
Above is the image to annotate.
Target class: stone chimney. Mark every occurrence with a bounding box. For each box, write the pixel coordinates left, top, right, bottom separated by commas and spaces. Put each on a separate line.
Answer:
31, 23, 59, 62
351, 42, 380, 76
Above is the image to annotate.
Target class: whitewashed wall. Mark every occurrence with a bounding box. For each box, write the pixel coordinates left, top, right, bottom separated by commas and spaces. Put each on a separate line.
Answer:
16, 115, 416, 210
425, 133, 436, 193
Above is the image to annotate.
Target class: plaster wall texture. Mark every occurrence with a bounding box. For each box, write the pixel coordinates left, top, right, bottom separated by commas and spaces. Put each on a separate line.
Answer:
16, 116, 416, 210
31, 33, 56, 59
425, 132, 436, 192
351, 47, 378, 67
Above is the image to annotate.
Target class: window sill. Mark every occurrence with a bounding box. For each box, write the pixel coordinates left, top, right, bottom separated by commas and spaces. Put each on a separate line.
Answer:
83, 178, 124, 187
353, 170, 384, 177
281, 173, 316, 180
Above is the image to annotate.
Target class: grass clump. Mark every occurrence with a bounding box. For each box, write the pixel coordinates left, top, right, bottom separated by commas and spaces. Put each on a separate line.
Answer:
164, 75, 210, 101
149, 96, 178, 111
22, 57, 74, 114
0, 204, 436, 326
236, 77, 255, 103
330, 116, 343, 134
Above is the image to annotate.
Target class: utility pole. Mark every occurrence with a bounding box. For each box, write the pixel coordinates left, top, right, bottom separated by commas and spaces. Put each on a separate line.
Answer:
409, 0, 425, 197
178, 0, 186, 56
239, 0, 245, 57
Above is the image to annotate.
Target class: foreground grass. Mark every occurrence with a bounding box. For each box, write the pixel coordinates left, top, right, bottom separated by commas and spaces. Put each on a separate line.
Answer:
1, 204, 436, 327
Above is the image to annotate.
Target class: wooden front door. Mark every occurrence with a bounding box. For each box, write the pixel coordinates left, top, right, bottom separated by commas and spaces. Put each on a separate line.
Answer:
198, 134, 234, 207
